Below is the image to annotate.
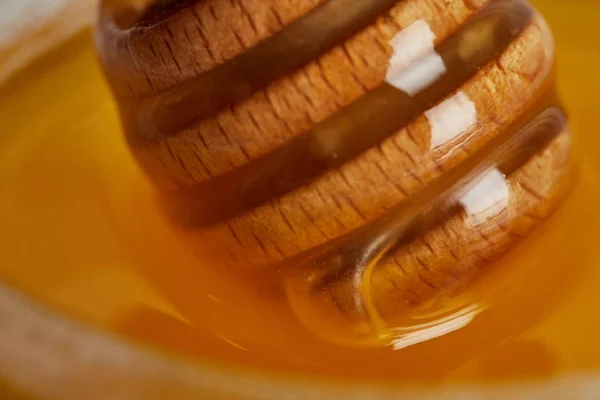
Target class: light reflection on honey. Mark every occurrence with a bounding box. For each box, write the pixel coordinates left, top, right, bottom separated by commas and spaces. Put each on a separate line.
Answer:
0, 0, 599, 383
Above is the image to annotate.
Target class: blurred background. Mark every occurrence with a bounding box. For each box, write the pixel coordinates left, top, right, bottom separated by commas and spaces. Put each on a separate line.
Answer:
0, 0, 95, 84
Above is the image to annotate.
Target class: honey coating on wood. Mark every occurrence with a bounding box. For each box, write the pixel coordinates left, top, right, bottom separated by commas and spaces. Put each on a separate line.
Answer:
2, 0, 600, 383
96, 0, 573, 344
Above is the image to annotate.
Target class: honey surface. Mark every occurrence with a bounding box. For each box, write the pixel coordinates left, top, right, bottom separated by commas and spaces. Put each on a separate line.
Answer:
0, 0, 599, 382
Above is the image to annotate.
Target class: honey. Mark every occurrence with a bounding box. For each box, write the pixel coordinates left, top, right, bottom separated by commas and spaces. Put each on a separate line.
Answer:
0, 0, 599, 384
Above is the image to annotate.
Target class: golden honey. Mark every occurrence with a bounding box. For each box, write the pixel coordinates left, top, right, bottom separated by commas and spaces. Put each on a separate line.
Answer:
0, 0, 599, 384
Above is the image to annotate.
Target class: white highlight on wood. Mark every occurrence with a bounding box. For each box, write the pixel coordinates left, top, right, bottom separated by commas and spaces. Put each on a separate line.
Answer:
460, 168, 510, 224
425, 91, 478, 148
386, 19, 447, 96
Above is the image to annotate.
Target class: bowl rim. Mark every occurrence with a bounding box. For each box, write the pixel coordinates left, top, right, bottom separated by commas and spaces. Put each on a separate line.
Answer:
0, 280, 598, 400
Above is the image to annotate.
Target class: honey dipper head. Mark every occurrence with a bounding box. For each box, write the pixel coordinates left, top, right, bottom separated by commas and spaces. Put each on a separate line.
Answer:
96, 0, 573, 345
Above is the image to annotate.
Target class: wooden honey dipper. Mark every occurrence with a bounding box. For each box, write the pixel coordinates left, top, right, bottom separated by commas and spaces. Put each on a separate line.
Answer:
96, 0, 573, 344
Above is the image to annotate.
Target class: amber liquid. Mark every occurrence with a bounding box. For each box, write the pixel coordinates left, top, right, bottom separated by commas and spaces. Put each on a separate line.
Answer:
0, 0, 598, 382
